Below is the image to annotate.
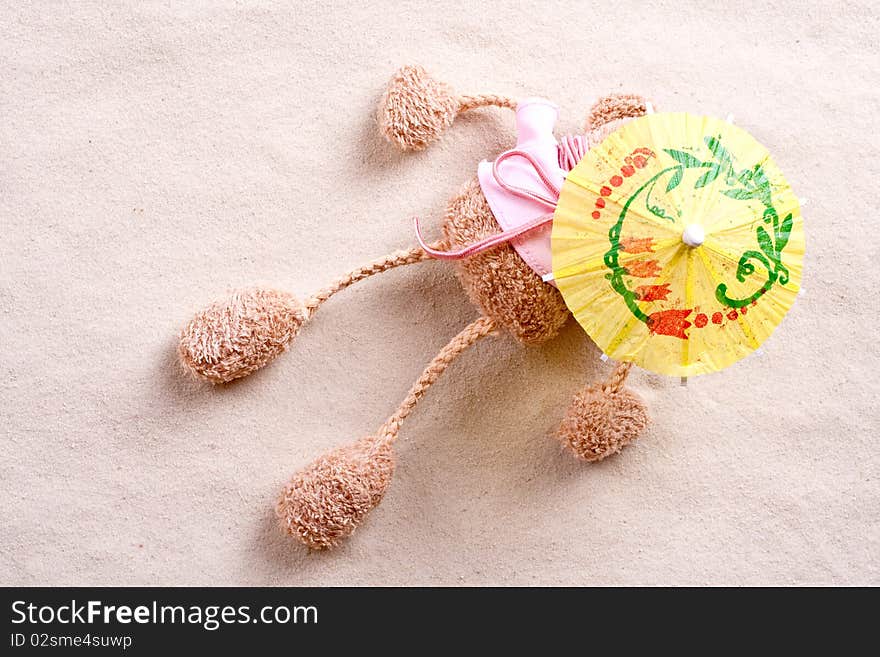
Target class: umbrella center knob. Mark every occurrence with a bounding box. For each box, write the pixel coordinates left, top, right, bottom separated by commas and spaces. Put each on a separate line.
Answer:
681, 224, 705, 248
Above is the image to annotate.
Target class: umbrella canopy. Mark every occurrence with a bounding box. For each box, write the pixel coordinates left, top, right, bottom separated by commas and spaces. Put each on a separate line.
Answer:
552, 113, 804, 376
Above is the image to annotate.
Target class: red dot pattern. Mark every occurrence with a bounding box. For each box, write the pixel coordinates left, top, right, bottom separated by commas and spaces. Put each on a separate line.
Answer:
590, 147, 656, 221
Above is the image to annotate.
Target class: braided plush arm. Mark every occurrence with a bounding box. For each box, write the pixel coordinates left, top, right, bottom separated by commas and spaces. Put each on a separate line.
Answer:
178, 247, 434, 383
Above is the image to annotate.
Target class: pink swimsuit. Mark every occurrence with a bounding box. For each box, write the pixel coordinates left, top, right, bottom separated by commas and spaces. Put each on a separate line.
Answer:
414, 97, 629, 278
477, 98, 562, 281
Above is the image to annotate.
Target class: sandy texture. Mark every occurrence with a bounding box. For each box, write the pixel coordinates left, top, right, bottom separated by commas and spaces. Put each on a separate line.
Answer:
2, 1, 878, 585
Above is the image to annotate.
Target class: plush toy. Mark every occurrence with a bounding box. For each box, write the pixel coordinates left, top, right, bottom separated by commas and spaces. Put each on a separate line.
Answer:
178, 65, 652, 549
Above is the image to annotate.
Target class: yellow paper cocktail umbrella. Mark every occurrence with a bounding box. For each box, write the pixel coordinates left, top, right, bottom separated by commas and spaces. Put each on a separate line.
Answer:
552, 113, 804, 377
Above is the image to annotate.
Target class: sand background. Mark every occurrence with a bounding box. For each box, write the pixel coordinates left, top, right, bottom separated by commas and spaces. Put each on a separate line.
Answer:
2, 1, 878, 585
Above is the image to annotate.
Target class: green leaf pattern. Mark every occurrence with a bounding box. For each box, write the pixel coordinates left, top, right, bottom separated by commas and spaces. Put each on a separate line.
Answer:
659, 135, 792, 308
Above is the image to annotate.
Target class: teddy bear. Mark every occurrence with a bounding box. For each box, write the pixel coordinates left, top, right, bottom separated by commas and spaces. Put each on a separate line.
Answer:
177, 65, 652, 550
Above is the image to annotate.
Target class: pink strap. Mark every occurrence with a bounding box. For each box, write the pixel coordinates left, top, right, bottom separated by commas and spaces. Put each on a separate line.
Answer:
490, 149, 561, 208
558, 134, 588, 171
415, 149, 561, 260
415, 212, 554, 260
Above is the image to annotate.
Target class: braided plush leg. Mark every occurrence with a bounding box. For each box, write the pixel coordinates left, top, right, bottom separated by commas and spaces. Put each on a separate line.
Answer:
557, 361, 649, 462
276, 316, 497, 550
178, 247, 431, 383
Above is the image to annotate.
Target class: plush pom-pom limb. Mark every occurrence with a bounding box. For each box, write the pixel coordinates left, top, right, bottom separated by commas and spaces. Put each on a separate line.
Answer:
378, 64, 516, 151
378, 65, 457, 151
277, 436, 396, 550
178, 248, 430, 383
557, 362, 649, 462
277, 316, 497, 549
178, 287, 305, 383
